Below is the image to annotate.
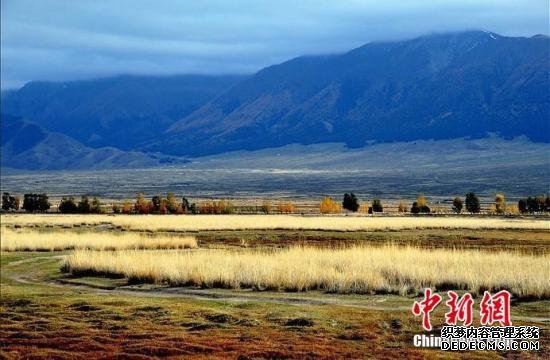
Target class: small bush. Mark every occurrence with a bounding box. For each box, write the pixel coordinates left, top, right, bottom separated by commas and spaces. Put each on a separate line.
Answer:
261, 200, 271, 214
397, 201, 407, 213
278, 201, 295, 214
199, 200, 235, 214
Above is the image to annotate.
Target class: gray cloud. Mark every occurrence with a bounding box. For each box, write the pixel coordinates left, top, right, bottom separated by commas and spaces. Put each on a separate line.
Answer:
1, 0, 548, 89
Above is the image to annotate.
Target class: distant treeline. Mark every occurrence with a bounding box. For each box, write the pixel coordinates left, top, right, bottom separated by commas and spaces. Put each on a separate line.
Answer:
1, 192, 549, 215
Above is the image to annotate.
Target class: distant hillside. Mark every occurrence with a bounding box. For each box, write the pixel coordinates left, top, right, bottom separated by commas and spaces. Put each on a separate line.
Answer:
1, 115, 186, 170
152, 31, 549, 156
1, 74, 246, 150
2, 31, 548, 165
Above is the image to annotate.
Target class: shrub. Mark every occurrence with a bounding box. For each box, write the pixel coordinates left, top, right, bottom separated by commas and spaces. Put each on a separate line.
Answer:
342, 193, 360, 212
452, 197, 463, 214
371, 199, 383, 213
320, 196, 340, 214
397, 201, 407, 213
506, 205, 519, 215
59, 197, 78, 213
465, 193, 480, 214
278, 201, 295, 214
199, 200, 234, 214
261, 200, 271, 214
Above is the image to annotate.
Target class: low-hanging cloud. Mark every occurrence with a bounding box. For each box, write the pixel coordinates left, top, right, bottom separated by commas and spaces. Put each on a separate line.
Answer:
1, 0, 548, 89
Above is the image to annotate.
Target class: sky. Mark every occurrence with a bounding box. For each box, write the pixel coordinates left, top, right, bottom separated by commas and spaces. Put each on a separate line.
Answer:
1, 0, 548, 90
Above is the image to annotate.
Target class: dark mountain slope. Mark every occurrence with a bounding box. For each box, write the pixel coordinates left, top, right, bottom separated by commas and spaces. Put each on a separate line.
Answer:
157, 31, 548, 156
1, 115, 186, 170
1, 75, 246, 150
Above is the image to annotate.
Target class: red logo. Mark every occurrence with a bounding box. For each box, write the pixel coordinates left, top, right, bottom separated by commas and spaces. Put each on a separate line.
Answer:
412, 288, 442, 331
480, 290, 512, 326
445, 291, 474, 326
412, 289, 512, 331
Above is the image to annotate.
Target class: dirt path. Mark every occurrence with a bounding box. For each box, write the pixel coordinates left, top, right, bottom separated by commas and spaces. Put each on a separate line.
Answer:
3, 254, 549, 324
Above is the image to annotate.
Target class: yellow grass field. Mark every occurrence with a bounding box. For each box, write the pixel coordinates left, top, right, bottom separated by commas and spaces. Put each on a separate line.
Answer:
2, 214, 548, 232
63, 246, 550, 299
0, 228, 197, 251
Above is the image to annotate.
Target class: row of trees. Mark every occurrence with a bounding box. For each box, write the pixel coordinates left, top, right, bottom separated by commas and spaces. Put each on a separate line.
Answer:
113, 193, 197, 214
2, 191, 549, 215
321, 192, 549, 215
2, 193, 51, 212
59, 196, 103, 214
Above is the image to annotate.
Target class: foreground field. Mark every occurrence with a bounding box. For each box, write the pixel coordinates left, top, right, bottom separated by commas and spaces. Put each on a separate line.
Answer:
63, 246, 550, 299
1, 218, 549, 359
2, 250, 549, 359
3, 214, 549, 232
0, 228, 197, 251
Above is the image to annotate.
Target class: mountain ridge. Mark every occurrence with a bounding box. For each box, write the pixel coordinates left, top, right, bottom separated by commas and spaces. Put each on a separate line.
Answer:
154, 30, 548, 155
1, 30, 548, 166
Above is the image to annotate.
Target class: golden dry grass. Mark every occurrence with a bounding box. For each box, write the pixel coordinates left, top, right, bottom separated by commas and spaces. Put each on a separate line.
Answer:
2, 214, 548, 232
63, 246, 550, 299
0, 228, 197, 251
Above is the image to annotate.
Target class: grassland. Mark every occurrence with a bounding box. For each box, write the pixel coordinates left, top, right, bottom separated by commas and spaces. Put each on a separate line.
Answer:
1, 214, 549, 359
63, 246, 550, 299
3, 213, 548, 232
0, 228, 197, 251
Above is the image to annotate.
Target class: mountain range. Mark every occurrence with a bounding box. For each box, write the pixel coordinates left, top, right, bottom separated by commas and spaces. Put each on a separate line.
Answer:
1, 30, 548, 169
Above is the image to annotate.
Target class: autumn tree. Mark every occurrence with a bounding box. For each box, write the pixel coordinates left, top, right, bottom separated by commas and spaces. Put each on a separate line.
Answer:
465, 193, 480, 214
411, 194, 430, 214
452, 197, 463, 214
342, 193, 360, 212
121, 200, 133, 214
320, 196, 340, 214
494, 193, 506, 215
134, 193, 151, 214
166, 193, 181, 214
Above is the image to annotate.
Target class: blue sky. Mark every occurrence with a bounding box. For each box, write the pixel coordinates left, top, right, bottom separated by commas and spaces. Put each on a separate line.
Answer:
1, 0, 548, 89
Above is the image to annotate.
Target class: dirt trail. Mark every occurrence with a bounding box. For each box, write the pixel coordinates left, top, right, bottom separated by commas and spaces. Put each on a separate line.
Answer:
3, 254, 549, 324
